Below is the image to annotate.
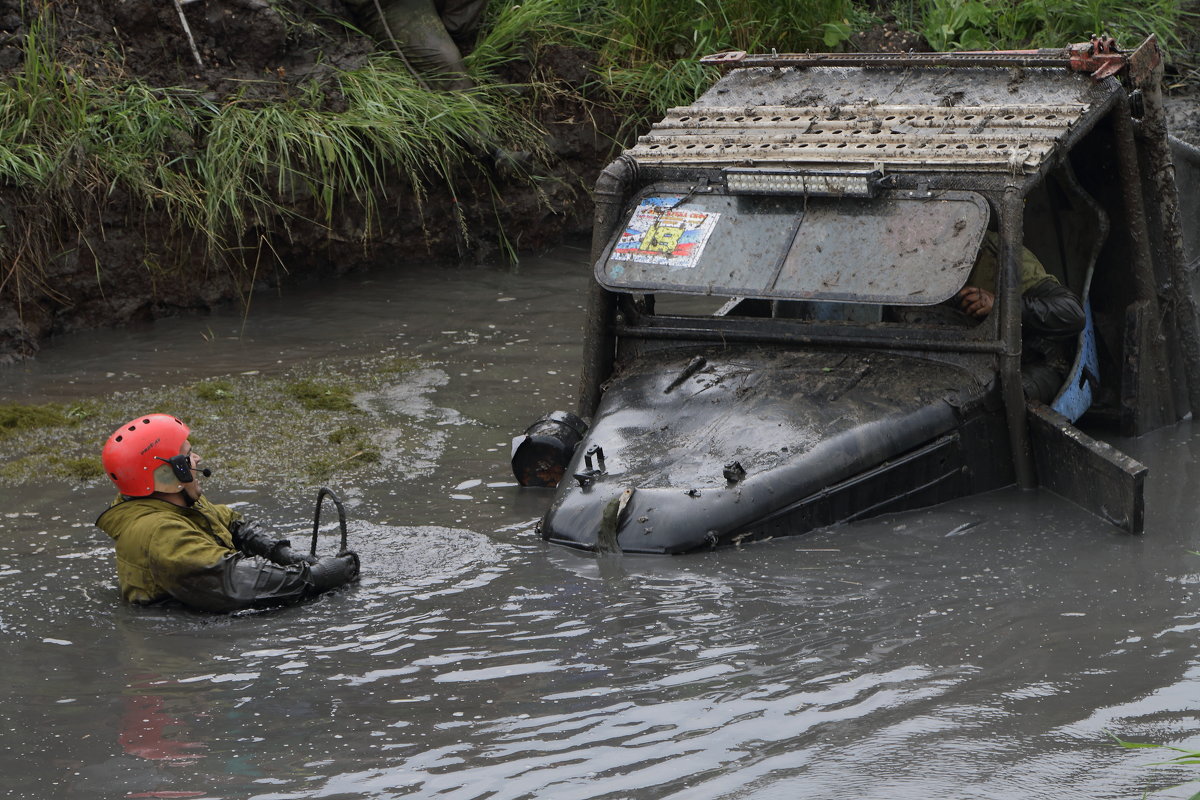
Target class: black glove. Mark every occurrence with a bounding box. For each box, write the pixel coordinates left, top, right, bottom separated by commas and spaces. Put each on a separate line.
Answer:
230, 519, 316, 566
308, 551, 360, 592
272, 543, 319, 566
338, 550, 360, 580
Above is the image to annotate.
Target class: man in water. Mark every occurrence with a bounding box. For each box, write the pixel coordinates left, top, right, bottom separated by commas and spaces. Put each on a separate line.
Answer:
95, 414, 360, 613
956, 231, 1086, 403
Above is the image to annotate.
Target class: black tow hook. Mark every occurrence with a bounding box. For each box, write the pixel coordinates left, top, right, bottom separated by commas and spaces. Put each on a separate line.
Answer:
574, 445, 607, 488
310, 487, 349, 558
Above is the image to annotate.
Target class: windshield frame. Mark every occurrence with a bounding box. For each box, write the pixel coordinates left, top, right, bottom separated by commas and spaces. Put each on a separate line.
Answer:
595, 183, 991, 306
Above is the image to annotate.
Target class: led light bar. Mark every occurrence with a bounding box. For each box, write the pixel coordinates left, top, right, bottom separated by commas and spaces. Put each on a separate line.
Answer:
723, 168, 881, 198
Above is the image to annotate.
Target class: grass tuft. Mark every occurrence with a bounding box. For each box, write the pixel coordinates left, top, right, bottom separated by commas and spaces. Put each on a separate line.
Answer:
0, 404, 71, 440
918, 0, 1194, 56
57, 455, 105, 480
285, 378, 357, 411
195, 379, 235, 403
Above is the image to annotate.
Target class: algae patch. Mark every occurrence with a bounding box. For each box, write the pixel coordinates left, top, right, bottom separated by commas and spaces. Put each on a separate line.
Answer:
194, 379, 235, 402
287, 379, 356, 412
0, 351, 439, 488
0, 404, 72, 439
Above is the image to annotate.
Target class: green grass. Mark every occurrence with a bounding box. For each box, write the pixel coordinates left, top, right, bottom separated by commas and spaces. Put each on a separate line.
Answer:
195, 379, 235, 402
0, 403, 71, 440
286, 379, 356, 411
0, 6, 550, 310
1110, 732, 1200, 798
56, 455, 104, 480
918, 0, 1194, 56
537, 0, 863, 130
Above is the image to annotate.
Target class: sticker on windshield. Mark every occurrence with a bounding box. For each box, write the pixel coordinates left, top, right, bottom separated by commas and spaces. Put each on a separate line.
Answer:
611, 196, 720, 270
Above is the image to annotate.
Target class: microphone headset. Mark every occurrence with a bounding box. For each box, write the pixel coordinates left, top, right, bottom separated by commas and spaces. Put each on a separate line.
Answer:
157, 454, 212, 483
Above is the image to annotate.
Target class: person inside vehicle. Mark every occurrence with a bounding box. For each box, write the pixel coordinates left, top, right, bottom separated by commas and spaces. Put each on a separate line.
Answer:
956, 230, 1086, 403
95, 414, 360, 613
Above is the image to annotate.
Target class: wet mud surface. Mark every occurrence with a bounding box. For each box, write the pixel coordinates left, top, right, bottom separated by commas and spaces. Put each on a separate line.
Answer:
1168, 87, 1200, 147
4, 249, 1200, 798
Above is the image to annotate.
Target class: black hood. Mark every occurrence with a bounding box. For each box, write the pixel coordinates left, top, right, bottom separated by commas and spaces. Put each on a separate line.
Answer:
541, 347, 992, 553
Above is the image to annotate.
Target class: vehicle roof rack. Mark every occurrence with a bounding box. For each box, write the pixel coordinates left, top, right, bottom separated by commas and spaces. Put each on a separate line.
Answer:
699, 35, 1160, 83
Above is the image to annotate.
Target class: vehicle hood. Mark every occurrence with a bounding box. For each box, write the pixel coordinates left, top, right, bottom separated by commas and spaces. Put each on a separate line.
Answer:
541, 346, 991, 553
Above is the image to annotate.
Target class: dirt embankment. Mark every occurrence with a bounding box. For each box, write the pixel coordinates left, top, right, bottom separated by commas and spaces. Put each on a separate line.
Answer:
0, 1, 621, 361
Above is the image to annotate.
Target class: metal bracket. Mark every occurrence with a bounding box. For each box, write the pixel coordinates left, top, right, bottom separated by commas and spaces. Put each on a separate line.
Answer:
573, 445, 608, 488
1067, 35, 1126, 80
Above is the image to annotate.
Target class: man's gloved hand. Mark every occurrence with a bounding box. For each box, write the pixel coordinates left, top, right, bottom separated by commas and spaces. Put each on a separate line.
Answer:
230, 518, 271, 554
272, 543, 319, 566
308, 551, 360, 591
338, 550, 360, 581
231, 519, 316, 566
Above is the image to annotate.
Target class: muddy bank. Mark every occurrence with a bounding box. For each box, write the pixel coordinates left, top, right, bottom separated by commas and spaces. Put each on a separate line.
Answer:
0, 0, 620, 361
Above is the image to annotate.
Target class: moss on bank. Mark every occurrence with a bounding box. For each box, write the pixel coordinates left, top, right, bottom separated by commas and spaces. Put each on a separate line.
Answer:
0, 352, 425, 487
0, 404, 71, 439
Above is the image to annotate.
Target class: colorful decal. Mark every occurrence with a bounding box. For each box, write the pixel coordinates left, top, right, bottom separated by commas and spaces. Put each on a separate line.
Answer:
610, 196, 720, 270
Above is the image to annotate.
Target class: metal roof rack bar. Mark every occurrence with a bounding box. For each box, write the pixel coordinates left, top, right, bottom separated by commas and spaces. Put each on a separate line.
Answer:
699, 35, 1160, 82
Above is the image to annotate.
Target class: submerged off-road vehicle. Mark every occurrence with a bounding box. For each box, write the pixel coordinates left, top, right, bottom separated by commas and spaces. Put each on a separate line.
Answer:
513, 37, 1200, 553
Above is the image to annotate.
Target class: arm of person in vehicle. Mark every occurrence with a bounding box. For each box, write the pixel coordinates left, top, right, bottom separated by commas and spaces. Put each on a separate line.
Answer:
1021, 278, 1085, 337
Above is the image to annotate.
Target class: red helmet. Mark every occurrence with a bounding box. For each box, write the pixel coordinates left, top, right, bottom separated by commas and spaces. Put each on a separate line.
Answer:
101, 414, 190, 496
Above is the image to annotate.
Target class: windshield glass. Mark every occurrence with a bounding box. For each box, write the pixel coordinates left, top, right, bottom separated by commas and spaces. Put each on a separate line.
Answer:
598, 189, 989, 306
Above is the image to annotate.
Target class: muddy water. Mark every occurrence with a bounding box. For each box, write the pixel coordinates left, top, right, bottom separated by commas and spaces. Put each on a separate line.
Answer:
3, 249, 1200, 799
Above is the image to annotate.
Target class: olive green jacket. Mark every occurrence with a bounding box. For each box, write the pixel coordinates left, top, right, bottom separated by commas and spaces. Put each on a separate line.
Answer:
96, 496, 313, 612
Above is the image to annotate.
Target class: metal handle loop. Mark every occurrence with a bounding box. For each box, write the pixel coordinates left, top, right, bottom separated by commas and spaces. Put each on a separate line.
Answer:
310, 487, 349, 557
